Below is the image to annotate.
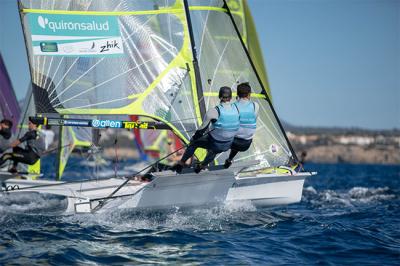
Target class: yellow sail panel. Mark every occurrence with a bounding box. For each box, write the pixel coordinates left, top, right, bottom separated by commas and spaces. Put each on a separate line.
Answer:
57, 124, 91, 179
227, 0, 272, 100
242, 0, 271, 100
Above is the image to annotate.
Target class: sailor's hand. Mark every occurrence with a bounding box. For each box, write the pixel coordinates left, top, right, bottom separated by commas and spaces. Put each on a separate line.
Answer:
10, 140, 21, 148
191, 131, 203, 142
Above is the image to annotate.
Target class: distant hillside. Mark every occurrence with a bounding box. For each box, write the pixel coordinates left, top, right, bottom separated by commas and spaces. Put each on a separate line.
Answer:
282, 121, 400, 165
281, 121, 400, 137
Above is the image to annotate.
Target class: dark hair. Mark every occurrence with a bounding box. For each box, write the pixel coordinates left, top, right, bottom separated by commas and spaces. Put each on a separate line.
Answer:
218, 86, 232, 99
28, 116, 39, 125
0, 119, 13, 129
237, 82, 251, 98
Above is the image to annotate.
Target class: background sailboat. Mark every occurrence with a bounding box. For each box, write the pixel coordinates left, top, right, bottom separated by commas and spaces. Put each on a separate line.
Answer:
0, 53, 20, 133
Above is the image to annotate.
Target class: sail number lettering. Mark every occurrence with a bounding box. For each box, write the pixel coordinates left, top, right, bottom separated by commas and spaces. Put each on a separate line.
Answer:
123, 122, 149, 129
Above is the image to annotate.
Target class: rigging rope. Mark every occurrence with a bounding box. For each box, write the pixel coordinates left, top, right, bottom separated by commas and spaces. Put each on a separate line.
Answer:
91, 143, 188, 213
113, 131, 119, 178
91, 129, 215, 213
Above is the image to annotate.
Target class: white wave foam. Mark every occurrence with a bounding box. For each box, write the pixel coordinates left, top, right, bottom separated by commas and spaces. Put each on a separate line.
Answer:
0, 192, 66, 214
304, 186, 317, 194
303, 185, 396, 208
61, 200, 273, 232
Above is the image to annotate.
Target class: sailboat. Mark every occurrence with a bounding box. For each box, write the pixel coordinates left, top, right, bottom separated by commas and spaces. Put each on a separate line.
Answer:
0, 81, 93, 180
1, 0, 315, 214
0, 52, 25, 175
0, 53, 21, 133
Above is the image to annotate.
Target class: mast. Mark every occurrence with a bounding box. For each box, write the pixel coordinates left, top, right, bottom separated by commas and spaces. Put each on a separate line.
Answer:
182, 0, 207, 119
56, 117, 63, 180
222, 0, 299, 163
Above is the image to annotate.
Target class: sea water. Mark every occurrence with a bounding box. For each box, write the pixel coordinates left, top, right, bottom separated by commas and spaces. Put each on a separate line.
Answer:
0, 161, 399, 265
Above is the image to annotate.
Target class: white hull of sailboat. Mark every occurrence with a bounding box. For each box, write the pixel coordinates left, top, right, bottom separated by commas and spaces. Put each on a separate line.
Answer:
227, 175, 306, 206
1, 168, 311, 214
103, 173, 308, 212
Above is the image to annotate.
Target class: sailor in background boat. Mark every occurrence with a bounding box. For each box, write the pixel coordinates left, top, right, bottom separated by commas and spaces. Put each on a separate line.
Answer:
148, 132, 183, 172
139, 133, 186, 182
0, 119, 13, 154
0, 117, 45, 173
224, 82, 259, 168
174, 86, 240, 174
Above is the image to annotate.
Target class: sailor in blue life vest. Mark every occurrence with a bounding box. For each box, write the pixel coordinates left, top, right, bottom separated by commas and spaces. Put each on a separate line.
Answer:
0, 119, 13, 154
224, 82, 259, 168
174, 86, 240, 174
0, 117, 45, 173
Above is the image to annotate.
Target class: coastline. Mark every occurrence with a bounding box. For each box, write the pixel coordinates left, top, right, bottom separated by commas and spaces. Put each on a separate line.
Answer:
287, 127, 400, 165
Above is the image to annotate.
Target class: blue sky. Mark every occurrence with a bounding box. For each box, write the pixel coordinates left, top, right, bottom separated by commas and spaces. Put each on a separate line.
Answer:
248, 0, 399, 129
0, 0, 399, 129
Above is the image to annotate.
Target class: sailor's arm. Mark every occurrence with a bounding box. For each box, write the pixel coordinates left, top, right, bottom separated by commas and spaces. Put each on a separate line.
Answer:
10, 140, 21, 148
10, 130, 37, 148
191, 108, 219, 140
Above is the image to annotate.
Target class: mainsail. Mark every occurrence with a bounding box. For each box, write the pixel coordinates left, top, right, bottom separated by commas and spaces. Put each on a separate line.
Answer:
132, 0, 270, 161
185, 0, 295, 166
18, 0, 296, 169
0, 53, 20, 133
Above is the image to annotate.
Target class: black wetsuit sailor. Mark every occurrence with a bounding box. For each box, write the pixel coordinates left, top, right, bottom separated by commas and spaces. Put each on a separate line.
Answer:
0, 118, 45, 173
0, 119, 13, 154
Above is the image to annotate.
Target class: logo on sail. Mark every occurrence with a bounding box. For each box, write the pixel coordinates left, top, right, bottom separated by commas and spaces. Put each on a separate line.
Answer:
92, 119, 122, 128
38, 16, 48, 29
28, 13, 124, 57
37, 15, 110, 33
269, 144, 279, 154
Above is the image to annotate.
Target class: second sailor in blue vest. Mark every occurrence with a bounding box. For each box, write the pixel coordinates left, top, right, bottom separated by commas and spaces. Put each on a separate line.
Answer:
174, 86, 240, 174
224, 82, 259, 168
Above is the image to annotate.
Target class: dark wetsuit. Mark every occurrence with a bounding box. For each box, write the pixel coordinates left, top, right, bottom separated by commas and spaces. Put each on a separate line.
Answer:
227, 100, 259, 161
0, 130, 41, 169
0, 128, 12, 153
180, 103, 240, 167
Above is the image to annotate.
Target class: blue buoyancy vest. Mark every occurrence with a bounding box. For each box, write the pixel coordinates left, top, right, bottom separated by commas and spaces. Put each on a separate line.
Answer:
234, 100, 257, 140
210, 103, 240, 142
